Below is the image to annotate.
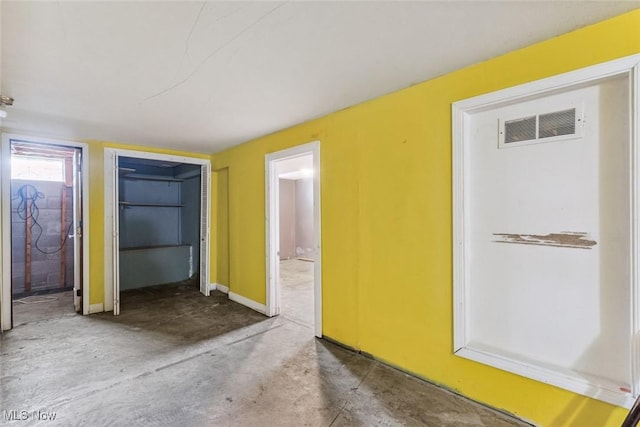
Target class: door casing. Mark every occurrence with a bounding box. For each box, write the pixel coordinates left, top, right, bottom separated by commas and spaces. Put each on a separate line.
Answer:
1, 133, 90, 331
265, 141, 322, 337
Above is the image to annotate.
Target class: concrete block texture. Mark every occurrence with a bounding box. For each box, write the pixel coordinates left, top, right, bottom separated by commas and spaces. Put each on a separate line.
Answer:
30, 249, 48, 262
10, 179, 75, 295
46, 251, 62, 261
11, 275, 25, 293
11, 261, 24, 274
11, 244, 25, 262
47, 196, 62, 209
31, 210, 60, 234
36, 234, 64, 250
64, 264, 75, 286
45, 220, 62, 236
31, 260, 57, 276
47, 272, 62, 285
11, 220, 26, 237
30, 273, 48, 286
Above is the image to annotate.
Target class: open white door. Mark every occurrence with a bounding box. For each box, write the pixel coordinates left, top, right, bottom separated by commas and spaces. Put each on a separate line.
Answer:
266, 161, 281, 317
112, 153, 121, 315
72, 149, 83, 312
199, 164, 210, 296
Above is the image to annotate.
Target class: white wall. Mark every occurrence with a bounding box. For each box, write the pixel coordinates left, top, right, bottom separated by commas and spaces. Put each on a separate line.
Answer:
466, 74, 630, 387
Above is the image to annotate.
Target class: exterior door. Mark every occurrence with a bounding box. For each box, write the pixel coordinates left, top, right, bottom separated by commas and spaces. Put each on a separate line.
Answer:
72, 149, 83, 312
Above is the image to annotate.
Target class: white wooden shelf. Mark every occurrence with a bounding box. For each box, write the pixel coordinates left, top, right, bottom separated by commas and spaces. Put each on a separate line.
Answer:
119, 201, 184, 207
119, 174, 184, 182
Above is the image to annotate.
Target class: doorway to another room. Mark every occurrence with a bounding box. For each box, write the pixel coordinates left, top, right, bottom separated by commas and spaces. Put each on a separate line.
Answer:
266, 141, 321, 337
1, 136, 87, 331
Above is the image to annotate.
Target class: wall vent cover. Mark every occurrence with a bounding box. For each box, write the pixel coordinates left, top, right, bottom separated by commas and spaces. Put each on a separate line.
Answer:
504, 116, 536, 144
499, 105, 583, 148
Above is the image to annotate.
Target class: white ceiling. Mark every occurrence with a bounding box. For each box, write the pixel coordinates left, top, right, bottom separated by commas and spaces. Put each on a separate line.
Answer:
2, 1, 639, 154
278, 154, 313, 179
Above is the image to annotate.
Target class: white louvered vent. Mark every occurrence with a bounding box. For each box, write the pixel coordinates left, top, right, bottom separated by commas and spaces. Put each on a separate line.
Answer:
504, 116, 536, 144
499, 105, 583, 148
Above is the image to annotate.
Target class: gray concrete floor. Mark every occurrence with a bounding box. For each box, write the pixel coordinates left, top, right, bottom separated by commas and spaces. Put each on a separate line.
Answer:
1, 282, 530, 427
12, 291, 76, 327
280, 259, 314, 328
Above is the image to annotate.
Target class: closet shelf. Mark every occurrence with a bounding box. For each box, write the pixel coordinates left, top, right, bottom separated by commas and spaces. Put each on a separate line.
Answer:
119, 201, 184, 207
120, 174, 184, 182
120, 243, 191, 251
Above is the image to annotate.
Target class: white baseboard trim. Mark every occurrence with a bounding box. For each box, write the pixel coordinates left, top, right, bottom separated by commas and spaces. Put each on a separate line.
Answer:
89, 303, 104, 314
229, 291, 266, 314
214, 283, 229, 294
208, 283, 217, 292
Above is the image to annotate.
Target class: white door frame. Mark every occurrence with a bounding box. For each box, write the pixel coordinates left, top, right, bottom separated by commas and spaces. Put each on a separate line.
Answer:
1, 133, 91, 331
265, 141, 322, 337
104, 148, 211, 314
452, 54, 640, 408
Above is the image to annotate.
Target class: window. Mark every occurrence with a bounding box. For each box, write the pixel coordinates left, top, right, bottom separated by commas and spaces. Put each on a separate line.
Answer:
11, 156, 65, 182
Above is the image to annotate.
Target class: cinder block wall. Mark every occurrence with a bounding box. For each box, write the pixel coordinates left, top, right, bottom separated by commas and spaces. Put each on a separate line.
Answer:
11, 179, 74, 295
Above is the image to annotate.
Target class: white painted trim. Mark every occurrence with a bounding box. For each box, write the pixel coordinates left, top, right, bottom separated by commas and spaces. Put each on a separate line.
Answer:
452, 55, 640, 408
103, 150, 116, 313
265, 141, 322, 337
229, 291, 266, 314
200, 163, 212, 297
312, 143, 323, 338
265, 154, 280, 318
453, 54, 640, 112
631, 60, 640, 399
214, 283, 229, 294
1, 133, 91, 331
103, 148, 211, 166
0, 138, 10, 331
457, 347, 635, 408
103, 147, 211, 315
89, 303, 104, 314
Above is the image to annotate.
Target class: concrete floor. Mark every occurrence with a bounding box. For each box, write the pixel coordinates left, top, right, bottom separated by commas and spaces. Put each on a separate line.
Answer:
12, 291, 76, 327
280, 259, 314, 328
1, 282, 530, 426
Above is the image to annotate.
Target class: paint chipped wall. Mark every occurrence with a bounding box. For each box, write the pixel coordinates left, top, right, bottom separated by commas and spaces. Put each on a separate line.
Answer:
493, 232, 597, 249
211, 9, 640, 427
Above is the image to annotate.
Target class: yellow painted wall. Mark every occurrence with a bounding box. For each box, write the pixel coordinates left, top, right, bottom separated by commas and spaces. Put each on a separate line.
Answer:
211, 9, 640, 426
214, 167, 230, 286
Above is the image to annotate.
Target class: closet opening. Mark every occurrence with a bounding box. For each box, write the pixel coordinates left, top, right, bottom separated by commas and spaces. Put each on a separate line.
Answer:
104, 149, 210, 315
